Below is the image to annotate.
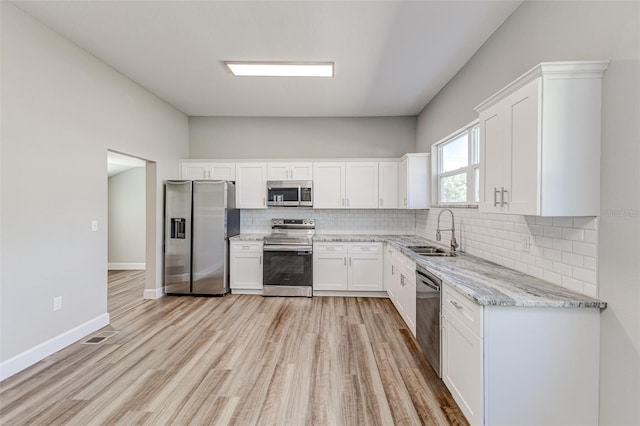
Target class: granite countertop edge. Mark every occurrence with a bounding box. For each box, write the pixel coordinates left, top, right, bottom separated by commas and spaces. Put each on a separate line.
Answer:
232, 233, 607, 309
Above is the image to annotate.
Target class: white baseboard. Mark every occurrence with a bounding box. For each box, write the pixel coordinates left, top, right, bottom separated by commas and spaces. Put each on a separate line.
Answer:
0, 313, 110, 381
143, 287, 164, 299
230, 289, 263, 295
108, 263, 145, 270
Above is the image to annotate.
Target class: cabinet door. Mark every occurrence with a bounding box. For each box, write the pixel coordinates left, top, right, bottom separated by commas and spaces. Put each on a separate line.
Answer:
236, 163, 267, 208
348, 249, 383, 292
267, 163, 290, 180
479, 102, 508, 213
290, 162, 313, 180
508, 79, 540, 215
210, 163, 236, 181
230, 252, 263, 290
313, 163, 345, 208
313, 253, 348, 290
383, 246, 394, 292
442, 313, 483, 425
402, 270, 416, 336
181, 164, 209, 180
398, 159, 408, 208
345, 162, 379, 209
379, 162, 399, 208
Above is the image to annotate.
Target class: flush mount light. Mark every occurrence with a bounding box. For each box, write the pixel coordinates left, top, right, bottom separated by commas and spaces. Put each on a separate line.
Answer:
225, 61, 334, 77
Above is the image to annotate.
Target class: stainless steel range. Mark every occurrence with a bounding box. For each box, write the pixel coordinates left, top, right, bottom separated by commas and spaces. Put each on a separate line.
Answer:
263, 219, 315, 297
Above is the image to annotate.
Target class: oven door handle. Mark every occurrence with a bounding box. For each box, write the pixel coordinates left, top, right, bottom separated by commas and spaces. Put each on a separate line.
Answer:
263, 245, 313, 252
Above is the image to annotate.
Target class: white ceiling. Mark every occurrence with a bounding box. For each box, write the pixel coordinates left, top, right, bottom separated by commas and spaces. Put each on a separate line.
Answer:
13, 1, 521, 117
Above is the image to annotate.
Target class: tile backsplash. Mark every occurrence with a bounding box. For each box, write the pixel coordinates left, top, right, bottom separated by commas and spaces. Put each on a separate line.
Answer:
416, 208, 599, 297
240, 208, 416, 235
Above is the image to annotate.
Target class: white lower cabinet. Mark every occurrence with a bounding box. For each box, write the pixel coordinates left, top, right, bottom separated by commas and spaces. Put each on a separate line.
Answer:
230, 241, 263, 292
441, 282, 601, 426
384, 245, 416, 336
313, 242, 382, 292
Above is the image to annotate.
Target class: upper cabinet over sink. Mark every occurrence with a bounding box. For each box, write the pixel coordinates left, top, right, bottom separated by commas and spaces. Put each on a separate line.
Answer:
475, 61, 608, 216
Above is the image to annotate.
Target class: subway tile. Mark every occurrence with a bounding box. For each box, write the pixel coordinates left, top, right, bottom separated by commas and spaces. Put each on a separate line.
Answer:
543, 248, 562, 261
527, 265, 545, 279
562, 276, 584, 293
543, 226, 563, 238
573, 266, 596, 284
536, 217, 554, 226
573, 217, 598, 230
572, 241, 597, 257
584, 230, 598, 244
583, 256, 597, 271
543, 270, 562, 285
552, 238, 573, 252
536, 257, 553, 270
562, 252, 584, 267
553, 217, 574, 227
552, 261, 573, 276
533, 236, 554, 248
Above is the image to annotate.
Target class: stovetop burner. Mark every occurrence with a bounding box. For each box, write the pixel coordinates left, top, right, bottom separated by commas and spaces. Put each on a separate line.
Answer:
264, 219, 315, 246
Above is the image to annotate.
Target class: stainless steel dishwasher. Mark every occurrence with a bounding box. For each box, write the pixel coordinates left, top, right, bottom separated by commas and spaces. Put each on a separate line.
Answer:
416, 264, 442, 377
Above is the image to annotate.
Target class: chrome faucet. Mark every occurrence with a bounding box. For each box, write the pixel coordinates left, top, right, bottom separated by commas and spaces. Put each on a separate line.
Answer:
436, 208, 459, 252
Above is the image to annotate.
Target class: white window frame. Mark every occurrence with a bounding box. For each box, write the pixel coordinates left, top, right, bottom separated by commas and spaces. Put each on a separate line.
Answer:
432, 119, 480, 207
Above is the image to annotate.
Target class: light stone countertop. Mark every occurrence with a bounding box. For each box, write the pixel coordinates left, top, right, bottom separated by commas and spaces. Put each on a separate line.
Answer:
231, 233, 607, 309
230, 234, 268, 242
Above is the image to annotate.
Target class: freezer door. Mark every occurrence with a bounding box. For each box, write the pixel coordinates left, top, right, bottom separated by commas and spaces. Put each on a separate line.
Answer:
164, 181, 192, 294
192, 181, 228, 295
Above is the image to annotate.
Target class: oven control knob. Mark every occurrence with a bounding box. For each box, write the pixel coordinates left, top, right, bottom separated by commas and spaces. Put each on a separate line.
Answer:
303, 219, 308, 224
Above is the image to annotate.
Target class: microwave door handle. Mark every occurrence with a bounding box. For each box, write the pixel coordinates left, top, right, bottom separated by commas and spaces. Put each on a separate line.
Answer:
298, 184, 302, 207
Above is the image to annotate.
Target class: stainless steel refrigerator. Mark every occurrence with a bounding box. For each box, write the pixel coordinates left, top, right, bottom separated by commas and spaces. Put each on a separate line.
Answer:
163, 180, 240, 295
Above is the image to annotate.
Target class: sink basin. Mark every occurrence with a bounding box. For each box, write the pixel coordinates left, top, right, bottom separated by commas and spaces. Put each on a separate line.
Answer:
407, 245, 457, 257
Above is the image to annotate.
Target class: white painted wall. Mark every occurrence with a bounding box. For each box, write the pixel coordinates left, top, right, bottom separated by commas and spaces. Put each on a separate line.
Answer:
416, 2, 639, 424
108, 167, 145, 268
189, 116, 416, 159
0, 3, 188, 372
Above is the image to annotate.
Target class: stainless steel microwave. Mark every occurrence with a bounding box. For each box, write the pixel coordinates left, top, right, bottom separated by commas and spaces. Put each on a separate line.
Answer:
267, 181, 313, 207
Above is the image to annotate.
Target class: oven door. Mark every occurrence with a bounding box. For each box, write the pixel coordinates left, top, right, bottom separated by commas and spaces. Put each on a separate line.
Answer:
263, 245, 313, 297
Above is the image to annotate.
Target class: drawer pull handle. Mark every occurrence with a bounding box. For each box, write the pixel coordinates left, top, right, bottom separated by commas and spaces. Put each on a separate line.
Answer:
450, 300, 463, 310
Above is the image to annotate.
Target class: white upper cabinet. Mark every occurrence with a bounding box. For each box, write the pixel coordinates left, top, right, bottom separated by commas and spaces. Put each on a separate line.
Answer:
267, 162, 313, 181
399, 153, 430, 209
313, 162, 346, 208
476, 61, 608, 216
235, 163, 267, 208
345, 162, 379, 208
378, 161, 399, 209
181, 162, 236, 181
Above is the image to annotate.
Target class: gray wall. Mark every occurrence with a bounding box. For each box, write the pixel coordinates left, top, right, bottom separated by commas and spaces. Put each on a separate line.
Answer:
1, 3, 189, 364
189, 116, 417, 159
108, 168, 146, 266
416, 1, 639, 424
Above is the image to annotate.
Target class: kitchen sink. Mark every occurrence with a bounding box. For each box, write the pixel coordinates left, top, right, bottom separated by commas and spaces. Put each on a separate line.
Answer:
407, 245, 457, 257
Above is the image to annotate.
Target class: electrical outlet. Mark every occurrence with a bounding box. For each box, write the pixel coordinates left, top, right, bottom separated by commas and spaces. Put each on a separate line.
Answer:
91, 220, 98, 232
521, 235, 530, 252
53, 296, 62, 311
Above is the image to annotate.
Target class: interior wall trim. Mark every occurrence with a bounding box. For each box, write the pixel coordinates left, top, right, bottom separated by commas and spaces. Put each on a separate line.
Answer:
0, 313, 110, 381
108, 263, 146, 270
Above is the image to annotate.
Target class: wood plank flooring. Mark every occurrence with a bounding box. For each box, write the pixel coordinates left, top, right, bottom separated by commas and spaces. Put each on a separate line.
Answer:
0, 270, 467, 425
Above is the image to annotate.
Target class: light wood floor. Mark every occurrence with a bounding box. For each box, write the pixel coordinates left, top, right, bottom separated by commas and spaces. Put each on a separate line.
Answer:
0, 270, 467, 425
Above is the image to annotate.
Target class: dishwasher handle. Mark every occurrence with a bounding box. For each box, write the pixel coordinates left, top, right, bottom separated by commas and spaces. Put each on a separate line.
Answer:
416, 268, 441, 292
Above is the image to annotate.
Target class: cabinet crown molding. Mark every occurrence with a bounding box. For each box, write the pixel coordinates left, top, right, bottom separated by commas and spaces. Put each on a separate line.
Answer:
474, 60, 609, 113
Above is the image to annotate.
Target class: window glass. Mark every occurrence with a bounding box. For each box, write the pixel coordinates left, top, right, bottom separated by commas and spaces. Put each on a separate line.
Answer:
471, 126, 479, 165
441, 133, 468, 173
473, 167, 480, 203
440, 173, 467, 203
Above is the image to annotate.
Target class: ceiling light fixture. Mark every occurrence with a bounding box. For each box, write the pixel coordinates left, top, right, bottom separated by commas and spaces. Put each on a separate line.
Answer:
225, 61, 334, 77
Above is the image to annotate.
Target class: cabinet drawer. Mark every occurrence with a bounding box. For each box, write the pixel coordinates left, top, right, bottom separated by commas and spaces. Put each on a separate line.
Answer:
231, 241, 263, 253
349, 242, 382, 253
442, 284, 483, 338
314, 243, 348, 253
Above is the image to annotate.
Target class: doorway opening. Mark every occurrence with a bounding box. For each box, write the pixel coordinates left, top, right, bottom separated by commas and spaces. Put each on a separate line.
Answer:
107, 151, 157, 317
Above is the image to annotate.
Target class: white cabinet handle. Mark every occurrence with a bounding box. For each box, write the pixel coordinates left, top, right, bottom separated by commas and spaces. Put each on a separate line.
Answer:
344, 257, 347, 266
347, 198, 350, 207
259, 255, 262, 264
494, 187, 499, 207
349, 257, 352, 266
263, 197, 266, 206
401, 275, 405, 286
380, 198, 383, 207
342, 198, 345, 206
391, 265, 395, 275
450, 300, 463, 310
